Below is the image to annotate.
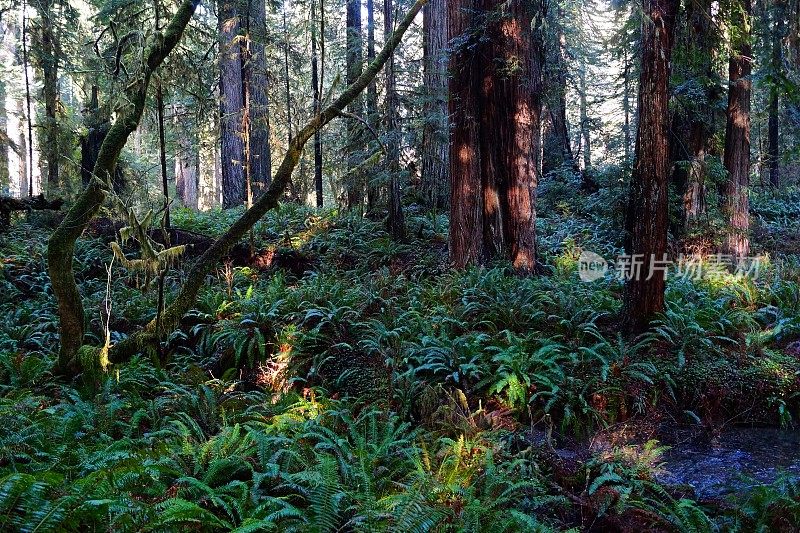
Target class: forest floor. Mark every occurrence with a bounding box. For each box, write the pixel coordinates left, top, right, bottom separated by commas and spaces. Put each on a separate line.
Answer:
2, 176, 800, 531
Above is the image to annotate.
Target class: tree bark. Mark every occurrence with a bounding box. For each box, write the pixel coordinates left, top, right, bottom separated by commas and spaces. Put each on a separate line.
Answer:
311, 0, 324, 207
33, 0, 60, 191
767, 0, 784, 188
449, 0, 542, 271
623, 0, 678, 332
345, 0, 364, 209
246, 0, 272, 192
384, 0, 405, 240
421, 0, 448, 209
680, 0, 714, 229
174, 103, 199, 209
46, 0, 200, 374
219, 0, 245, 208
723, 0, 752, 258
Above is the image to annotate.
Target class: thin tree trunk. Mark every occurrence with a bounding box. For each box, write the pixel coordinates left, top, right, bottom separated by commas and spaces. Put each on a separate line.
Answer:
550, 5, 576, 170
311, 0, 324, 207
421, 0, 448, 209
156, 82, 171, 229
0, 80, 8, 192
579, 63, 591, 170
767, 0, 784, 188
219, 0, 245, 208
35, 0, 60, 192
366, 0, 379, 213
623, 0, 678, 332
723, 0, 752, 258
21, 0, 33, 197
384, 0, 405, 239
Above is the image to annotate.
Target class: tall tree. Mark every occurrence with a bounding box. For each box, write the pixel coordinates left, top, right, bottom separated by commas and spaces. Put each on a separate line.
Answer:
623, 0, 678, 332
384, 0, 405, 239
366, 0, 379, 212
767, 0, 784, 187
682, 0, 715, 228
420, 0, 448, 209
449, 0, 543, 271
246, 0, 272, 192
345, 0, 363, 209
311, 0, 324, 207
219, 0, 246, 208
723, 0, 752, 258
32, 0, 61, 191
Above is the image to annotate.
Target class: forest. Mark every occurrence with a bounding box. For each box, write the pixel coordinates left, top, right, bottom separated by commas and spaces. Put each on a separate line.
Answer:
1, 0, 800, 529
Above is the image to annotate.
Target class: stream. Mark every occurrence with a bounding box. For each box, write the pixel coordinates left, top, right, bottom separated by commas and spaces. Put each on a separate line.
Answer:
654, 427, 800, 499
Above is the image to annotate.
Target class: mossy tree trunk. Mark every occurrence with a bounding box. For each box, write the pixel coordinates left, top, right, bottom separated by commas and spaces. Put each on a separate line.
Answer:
47, 0, 201, 375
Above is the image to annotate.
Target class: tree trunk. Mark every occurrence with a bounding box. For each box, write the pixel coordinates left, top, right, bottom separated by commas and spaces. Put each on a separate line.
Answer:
549, 5, 576, 171
681, 0, 714, 229
21, 1, 34, 197
246, 0, 272, 192
421, 0, 448, 209
174, 103, 199, 208
345, 0, 363, 209
578, 63, 591, 169
767, 0, 784, 188
219, 0, 245, 208
623, 0, 678, 332
34, 0, 60, 192
0, 80, 8, 192
311, 0, 324, 207
364, 0, 378, 213
449, 0, 542, 271
723, 0, 752, 258
384, 0, 405, 240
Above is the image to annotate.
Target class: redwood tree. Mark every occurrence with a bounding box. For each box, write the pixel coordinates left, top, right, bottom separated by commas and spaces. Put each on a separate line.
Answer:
723, 0, 752, 258
219, 0, 245, 208
623, 0, 678, 332
421, 0, 448, 209
449, 0, 543, 271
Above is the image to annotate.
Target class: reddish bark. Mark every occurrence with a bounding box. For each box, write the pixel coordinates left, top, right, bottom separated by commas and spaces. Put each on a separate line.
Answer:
624, 0, 679, 332
723, 0, 752, 258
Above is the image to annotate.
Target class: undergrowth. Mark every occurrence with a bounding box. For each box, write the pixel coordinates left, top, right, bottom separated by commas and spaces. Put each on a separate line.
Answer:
1, 190, 799, 531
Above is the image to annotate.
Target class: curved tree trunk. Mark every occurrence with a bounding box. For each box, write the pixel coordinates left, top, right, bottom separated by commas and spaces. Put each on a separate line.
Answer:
46, 0, 201, 374
623, 0, 678, 332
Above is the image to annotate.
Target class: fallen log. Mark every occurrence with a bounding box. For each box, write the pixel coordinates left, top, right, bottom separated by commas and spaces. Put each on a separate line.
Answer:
0, 195, 65, 228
